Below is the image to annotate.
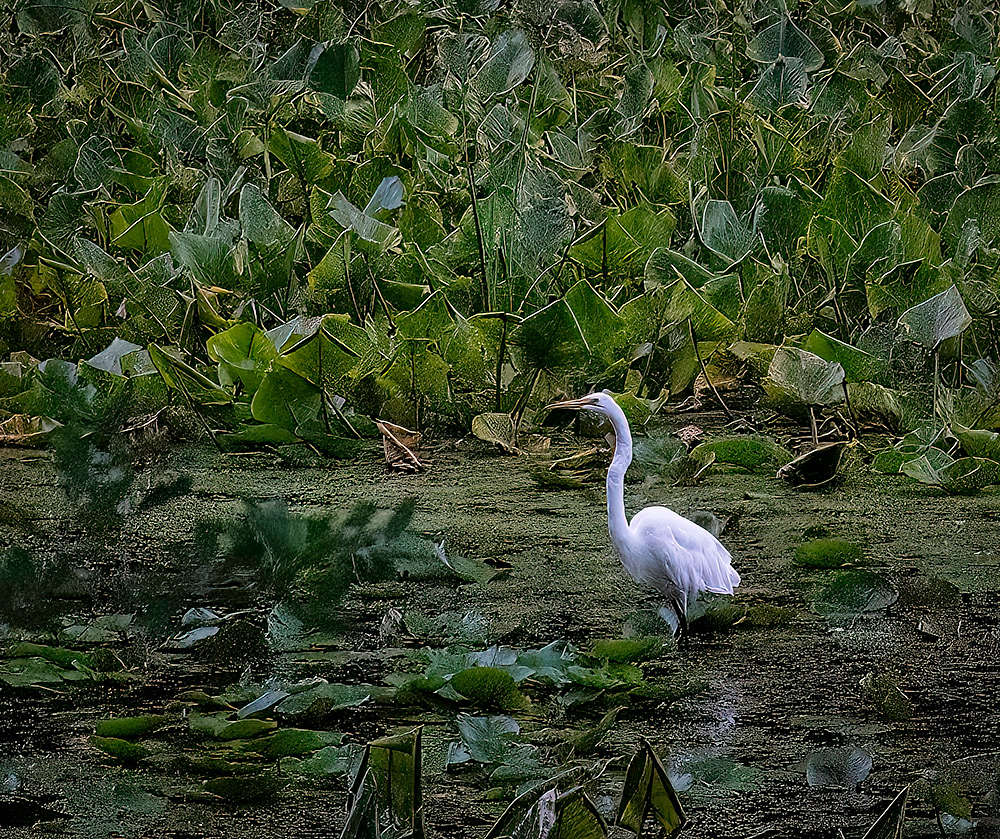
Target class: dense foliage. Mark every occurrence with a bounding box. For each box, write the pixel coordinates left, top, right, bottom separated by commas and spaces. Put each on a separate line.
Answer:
1, 0, 999, 470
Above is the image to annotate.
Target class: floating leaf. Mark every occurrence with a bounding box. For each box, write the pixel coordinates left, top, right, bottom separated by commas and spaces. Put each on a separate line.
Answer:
813, 570, 898, 614
455, 715, 521, 765
805, 746, 872, 788
274, 682, 372, 718
283, 744, 359, 779
249, 728, 344, 759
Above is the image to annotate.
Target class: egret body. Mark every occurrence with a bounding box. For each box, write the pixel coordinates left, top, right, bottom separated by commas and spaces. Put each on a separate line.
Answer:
547, 392, 740, 633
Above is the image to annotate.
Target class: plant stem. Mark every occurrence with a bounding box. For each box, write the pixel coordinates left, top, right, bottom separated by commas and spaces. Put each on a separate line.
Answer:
467, 160, 490, 311
495, 315, 508, 412
809, 405, 819, 448
688, 318, 733, 419
933, 348, 940, 422
511, 366, 541, 440
601, 220, 608, 287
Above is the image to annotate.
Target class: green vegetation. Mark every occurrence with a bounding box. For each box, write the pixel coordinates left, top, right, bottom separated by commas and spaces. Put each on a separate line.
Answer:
0, 0, 998, 491
1, 1, 999, 836
793, 537, 863, 568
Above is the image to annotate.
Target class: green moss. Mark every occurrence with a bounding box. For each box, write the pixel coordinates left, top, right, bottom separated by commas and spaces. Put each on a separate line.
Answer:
90, 735, 149, 762
94, 715, 168, 739
859, 671, 914, 721
794, 538, 862, 568
690, 602, 744, 632
741, 604, 795, 627
589, 636, 664, 663
449, 666, 529, 711
690, 436, 793, 472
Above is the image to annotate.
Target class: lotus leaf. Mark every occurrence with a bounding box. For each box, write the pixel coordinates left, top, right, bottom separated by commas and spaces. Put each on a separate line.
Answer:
767, 346, 845, 406
897, 286, 972, 350
802, 330, 888, 384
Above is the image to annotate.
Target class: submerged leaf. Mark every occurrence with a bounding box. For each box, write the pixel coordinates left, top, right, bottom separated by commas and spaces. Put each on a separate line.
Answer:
813, 570, 898, 614
805, 746, 872, 788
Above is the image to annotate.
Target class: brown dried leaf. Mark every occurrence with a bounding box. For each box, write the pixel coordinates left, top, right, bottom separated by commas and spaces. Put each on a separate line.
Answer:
376, 420, 424, 472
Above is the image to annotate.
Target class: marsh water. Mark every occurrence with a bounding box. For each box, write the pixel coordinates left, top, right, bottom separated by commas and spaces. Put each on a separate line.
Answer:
1, 415, 999, 838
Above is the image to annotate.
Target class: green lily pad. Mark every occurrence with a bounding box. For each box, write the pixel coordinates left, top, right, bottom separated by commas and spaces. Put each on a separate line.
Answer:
8, 643, 95, 670
249, 728, 344, 759
281, 744, 359, 778
805, 746, 872, 788
274, 682, 373, 718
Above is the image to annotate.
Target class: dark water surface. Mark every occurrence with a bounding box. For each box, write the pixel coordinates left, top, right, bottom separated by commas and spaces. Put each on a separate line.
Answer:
1, 433, 998, 838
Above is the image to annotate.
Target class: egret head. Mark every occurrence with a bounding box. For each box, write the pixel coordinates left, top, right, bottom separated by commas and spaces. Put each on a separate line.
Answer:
544, 390, 619, 416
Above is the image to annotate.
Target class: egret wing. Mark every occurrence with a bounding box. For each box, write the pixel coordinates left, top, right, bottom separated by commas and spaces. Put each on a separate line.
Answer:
628, 506, 740, 600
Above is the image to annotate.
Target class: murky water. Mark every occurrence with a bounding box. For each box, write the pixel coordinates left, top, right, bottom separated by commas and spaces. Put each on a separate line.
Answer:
1, 424, 998, 838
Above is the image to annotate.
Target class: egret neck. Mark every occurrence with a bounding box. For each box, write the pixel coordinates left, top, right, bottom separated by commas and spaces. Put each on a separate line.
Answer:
602, 399, 633, 554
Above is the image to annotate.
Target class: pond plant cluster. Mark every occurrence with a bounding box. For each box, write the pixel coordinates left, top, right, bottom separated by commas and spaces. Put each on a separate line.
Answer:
0, 0, 998, 480
1, 0, 1000, 836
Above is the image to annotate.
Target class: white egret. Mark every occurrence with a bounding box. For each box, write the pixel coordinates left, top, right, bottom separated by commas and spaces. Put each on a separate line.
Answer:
546, 391, 740, 635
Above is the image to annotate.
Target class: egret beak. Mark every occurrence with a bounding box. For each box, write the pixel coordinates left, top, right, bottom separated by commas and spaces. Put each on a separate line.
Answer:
544, 396, 593, 412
